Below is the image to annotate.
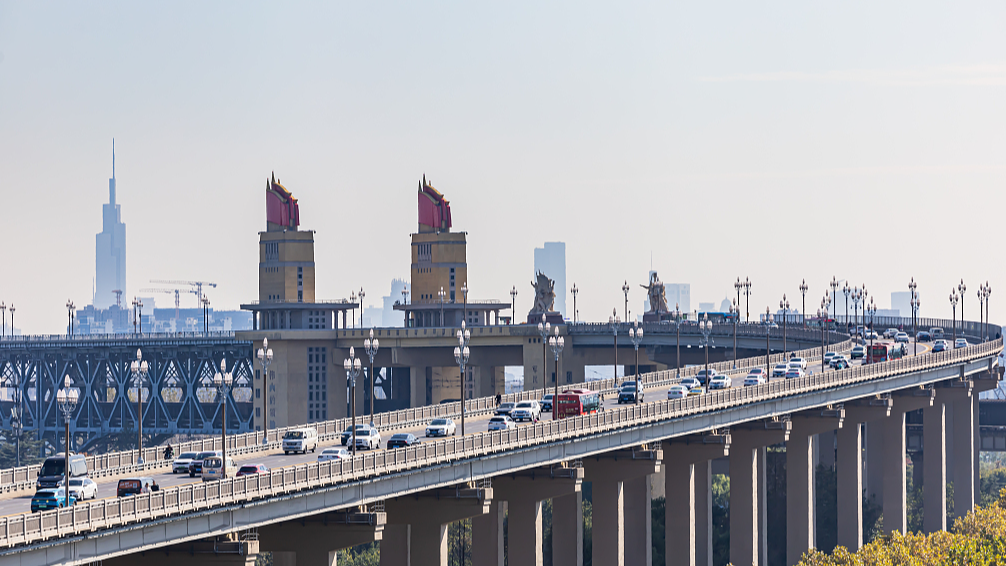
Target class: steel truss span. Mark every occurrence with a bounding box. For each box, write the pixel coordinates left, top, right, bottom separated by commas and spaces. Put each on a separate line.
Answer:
0, 336, 254, 451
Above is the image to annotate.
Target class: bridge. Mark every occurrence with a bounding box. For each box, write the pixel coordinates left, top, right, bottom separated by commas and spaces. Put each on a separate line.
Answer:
0, 317, 1000, 566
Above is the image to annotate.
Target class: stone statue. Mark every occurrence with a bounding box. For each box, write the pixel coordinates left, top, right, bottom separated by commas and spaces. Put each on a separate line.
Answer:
641, 272, 669, 315
530, 271, 556, 314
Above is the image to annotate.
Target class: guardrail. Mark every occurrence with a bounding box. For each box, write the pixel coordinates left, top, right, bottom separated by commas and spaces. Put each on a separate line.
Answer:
0, 331, 237, 344
1, 337, 998, 550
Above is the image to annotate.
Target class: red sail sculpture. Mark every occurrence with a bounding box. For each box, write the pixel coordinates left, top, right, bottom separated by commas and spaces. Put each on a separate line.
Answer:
266, 173, 300, 230
417, 175, 452, 232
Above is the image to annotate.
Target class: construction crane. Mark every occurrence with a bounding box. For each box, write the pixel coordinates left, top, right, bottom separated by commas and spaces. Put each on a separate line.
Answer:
139, 288, 182, 319
149, 280, 217, 304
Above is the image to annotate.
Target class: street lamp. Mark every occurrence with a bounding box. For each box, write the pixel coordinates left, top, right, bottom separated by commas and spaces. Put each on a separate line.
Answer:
866, 299, 877, 351
910, 295, 921, 356
350, 291, 358, 328
842, 283, 851, 332
851, 287, 863, 342
130, 349, 149, 463
743, 277, 752, 322
622, 281, 630, 322
402, 285, 410, 327
730, 298, 739, 368
359, 288, 366, 327
822, 294, 832, 353
202, 296, 211, 334
984, 283, 992, 340
764, 307, 774, 375
549, 326, 565, 416
256, 338, 273, 444
8, 305, 13, 337
1, 302, 6, 338
799, 279, 809, 329
958, 279, 966, 337
817, 307, 828, 373
609, 310, 621, 384
699, 314, 713, 380
780, 295, 790, 357
538, 314, 551, 390
213, 359, 234, 477
628, 321, 643, 405
510, 286, 517, 323
343, 348, 362, 456
950, 290, 959, 343
734, 278, 743, 321
438, 287, 446, 327
571, 284, 579, 324
455, 322, 471, 435
56, 375, 78, 491
364, 329, 380, 427
830, 276, 839, 322
66, 300, 75, 337
673, 304, 682, 378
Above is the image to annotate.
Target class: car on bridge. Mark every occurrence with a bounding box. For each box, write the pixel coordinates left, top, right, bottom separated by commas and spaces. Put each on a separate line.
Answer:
617, 382, 644, 403
387, 434, 421, 449
353, 428, 382, 450
743, 372, 766, 387
666, 385, 689, 399
917, 330, 932, 342
884, 328, 899, 339
488, 415, 516, 431
933, 340, 949, 353
931, 327, 945, 341
511, 401, 542, 422
236, 464, 269, 476
679, 377, 701, 389
789, 358, 807, 371
202, 456, 237, 481
696, 369, 718, 385
709, 375, 732, 390
495, 402, 516, 416
687, 386, 706, 396
955, 338, 969, 349
895, 332, 910, 343
540, 394, 554, 412
425, 418, 457, 437
341, 424, 374, 446
188, 451, 221, 477
282, 428, 319, 454
66, 478, 97, 501
824, 352, 838, 365
829, 355, 850, 370
772, 363, 789, 378
31, 488, 76, 512
785, 368, 805, 379
317, 447, 351, 462
172, 451, 199, 474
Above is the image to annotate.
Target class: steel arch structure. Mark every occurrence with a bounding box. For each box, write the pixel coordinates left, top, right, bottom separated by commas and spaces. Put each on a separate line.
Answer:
0, 334, 254, 453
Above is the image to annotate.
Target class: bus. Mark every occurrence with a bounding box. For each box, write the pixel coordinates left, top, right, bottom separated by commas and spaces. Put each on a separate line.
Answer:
868, 342, 906, 364
555, 389, 601, 419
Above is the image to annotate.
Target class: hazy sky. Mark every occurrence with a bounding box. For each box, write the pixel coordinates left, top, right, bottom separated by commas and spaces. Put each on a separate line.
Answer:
2, 2, 1005, 334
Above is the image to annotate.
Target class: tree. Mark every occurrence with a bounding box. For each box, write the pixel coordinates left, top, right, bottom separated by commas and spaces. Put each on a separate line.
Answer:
0, 431, 43, 468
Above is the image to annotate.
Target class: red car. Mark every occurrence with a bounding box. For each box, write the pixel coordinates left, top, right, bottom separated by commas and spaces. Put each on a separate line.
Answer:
235, 464, 269, 477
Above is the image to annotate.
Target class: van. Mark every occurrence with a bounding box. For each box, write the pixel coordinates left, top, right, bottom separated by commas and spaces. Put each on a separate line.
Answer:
931, 328, 945, 341
201, 456, 238, 481
117, 477, 154, 497
282, 428, 319, 454
36, 454, 88, 490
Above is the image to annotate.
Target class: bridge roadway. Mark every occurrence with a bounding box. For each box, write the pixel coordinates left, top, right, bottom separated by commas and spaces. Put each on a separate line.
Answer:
0, 337, 880, 517
0, 334, 998, 566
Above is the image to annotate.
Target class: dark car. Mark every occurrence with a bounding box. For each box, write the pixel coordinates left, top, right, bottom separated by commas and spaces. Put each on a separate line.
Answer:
188, 450, 221, 477
386, 433, 420, 449
916, 331, 931, 342
236, 464, 269, 477
36, 454, 88, 490
540, 394, 554, 413
495, 402, 516, 416
116, 477, 154, 497
933, 340, 948, 353
617, 382, 644, 404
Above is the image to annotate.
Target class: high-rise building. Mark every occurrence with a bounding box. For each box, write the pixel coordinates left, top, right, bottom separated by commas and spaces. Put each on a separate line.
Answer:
533, 242, 566, 316
890, 292, 912, 318
94, 141, 126, 309
382, 278, 408, 327
666, 283, 690, 314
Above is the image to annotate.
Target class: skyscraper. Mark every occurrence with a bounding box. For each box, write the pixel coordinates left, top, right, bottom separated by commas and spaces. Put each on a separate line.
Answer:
94, 141, 127, 309
534, 242, 566, 316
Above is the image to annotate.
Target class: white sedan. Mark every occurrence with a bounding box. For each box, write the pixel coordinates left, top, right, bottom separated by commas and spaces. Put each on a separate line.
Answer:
67, 477, 97, 500
708, 375, 732, 390
425, 418, 457, 437
666, 385, 689, 400
317, 447, 350, 462
743, 374, 766, 386
488, 416, 516, 431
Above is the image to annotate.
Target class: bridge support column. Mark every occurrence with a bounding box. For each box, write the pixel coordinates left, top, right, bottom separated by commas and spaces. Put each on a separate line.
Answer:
409, 366, 427, 407
552, 491, 584, 566
923, 386, 970, 533
380, 525, 411, 566
584, 449, 661, 566
787, 409, 844, 566
865, 421, 884, 506
625, 475, 652, 566
472, 501, 506, 566
106, 540, 259, 566
259, 511, 385, 565
954, 394, 975, 520
837, 398, 892, 552
663, 434, 730, 566
383, 487, 492, 566
884, 389, 935, 536
730, 421, 791, 566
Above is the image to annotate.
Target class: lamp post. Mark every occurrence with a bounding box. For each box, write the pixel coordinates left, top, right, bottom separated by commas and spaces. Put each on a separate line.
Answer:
699, 314, 712, 379
130, 349, 149, 463
8, 306, 13, 336
910, 295, 921, 356
817, 307, 828, 373
213, 359, 234, 478
950, 290, 959, 343
66, 300, 75, 337
56, 375, 79, 491
673, 304, 682, 378
851, 287, 863, 342
822, 294, 832, 353
438, 287, 445, 327
510, 286, 517, 323
571, 284, 578, 324
257, 338, 273, 444
1, 302, 6, 338
137, 299, 144, 334
462, 283, 468, 329
202, 296, 210, 334
454, 322, 471, 435
764, 307, 774, 375
608, 310, 620, 384
730, 299, 739, 368
743, 277, 752, 322
343, 348, 362, 456
359, 288, 366, 328
830, 276, 839, 322
538, 314, 551, 390
867, 299, 877, 351
842, 283, 850, 333
984, 283, 991, 340
799, 279, 809, 329
350, 291, 358, 328
629, 321, 643, 404
734, 278, 742, 320
549, 327, 565, 416
958, 279, 966, 338
132, 298, 139, 334
402, 285, 409, 327
364, 329, 380, 427
622, 281, 630, 322
780, 294, 789, 357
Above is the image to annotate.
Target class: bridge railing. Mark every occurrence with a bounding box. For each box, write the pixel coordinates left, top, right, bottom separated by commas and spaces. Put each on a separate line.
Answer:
0, 331, 237, 345
1, 337, 998, 550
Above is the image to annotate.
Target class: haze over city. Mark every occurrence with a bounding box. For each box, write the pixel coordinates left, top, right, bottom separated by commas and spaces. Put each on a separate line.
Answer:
2, 2, 1004, 333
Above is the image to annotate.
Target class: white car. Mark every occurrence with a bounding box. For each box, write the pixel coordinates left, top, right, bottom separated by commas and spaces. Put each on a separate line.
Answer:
679, 377, 701, 389
708, 375, 732, 390
955, 338, 969, 349
317, 447, 350, 462
743, 374, 766, 387
884, 328, 899, 339
172, 451, 199, 474
510, 401, 541, 422
425, 418, 457, 437
488, 415, 516, 431
666, 385, 689, 399
66, 477, 97, 500
772, 364, 789, 378
788, 357, 807, 371
895, 332, 910, 343
354, 428, 382, 450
